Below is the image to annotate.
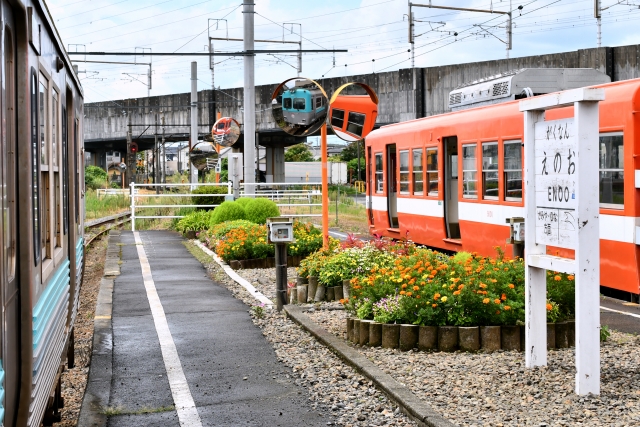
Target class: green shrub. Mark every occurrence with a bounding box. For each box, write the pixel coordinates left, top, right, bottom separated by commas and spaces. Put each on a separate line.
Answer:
235, 197, 253, 209
175, 210, 212, 233
191, 185, 229, 210
85, 166, 108, 190
207, 219, 256, 238
244, 198, 280, 224
210, 201, 246, 225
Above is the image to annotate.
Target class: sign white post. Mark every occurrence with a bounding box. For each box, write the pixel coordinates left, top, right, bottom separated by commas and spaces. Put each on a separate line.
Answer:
520, 87, 604, 395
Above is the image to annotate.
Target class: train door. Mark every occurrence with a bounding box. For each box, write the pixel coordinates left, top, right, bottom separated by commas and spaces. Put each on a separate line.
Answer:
443, 136, 460, 239
1, 4, 18, 425
386, 144, 398, 228
366, 146, 373, 224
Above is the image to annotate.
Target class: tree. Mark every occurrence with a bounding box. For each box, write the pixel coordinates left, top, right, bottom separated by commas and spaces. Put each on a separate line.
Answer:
347, 158, 366, 182
284, 143, 314, 162
340, 140, 364, 162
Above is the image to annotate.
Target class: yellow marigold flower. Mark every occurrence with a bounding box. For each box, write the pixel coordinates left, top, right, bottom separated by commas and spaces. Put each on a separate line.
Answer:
441, 296, 448, 302
554, 275, 561, 281
482, 298, 490, 304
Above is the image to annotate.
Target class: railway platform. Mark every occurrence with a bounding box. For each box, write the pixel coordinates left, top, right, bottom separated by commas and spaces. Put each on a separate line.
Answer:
78, 230, 331, 427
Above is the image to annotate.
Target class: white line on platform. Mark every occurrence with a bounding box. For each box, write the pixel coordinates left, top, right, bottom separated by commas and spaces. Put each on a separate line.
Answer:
133, 231, 203, 427
193, 240, 274, 308
600, 305, 640, 319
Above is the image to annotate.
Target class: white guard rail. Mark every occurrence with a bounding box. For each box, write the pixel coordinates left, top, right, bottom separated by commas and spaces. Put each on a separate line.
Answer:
130, 182, 323, 231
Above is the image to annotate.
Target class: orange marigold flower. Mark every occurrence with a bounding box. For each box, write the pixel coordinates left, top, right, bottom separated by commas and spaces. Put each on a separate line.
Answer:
453, 290, 461, 296
493, 268, 499, 272
479, 283, 487, 289
501, 293, 507, 301
339, 299, 345, 304
432, 303, 438, 308
413, 286, 420, 291
400, 290, 406, 295
494, 299, 501, 304
431, 270, 438, 275
496, 310, 501, 315
490, 279, 497, 283
406, 292, 413, 297
483, 298, 490, 304
568, 275, 575, 280
554, 275, 561, 281
401, 284, 408, 289
504, 305, 511, 310
504, 268, 509, 271
458, 284, 464, 290
434, 293, 441, 300
546, 303, 553, 311
508, 284, 515, 289
416, 295, 421, 299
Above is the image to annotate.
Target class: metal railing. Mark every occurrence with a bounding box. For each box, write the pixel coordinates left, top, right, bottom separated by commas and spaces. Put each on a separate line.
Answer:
130, 182, 323, 231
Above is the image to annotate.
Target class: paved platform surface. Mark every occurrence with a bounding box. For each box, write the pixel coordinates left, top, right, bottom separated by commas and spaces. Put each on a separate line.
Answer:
601, 295, 640, 334
102, 230, 329, 426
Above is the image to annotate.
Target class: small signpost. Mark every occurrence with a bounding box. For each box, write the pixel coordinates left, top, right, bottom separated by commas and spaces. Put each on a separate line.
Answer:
520, 87, 604, 395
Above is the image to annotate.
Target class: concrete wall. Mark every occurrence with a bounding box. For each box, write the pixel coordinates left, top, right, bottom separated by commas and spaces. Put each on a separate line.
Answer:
85, 44, 640, 144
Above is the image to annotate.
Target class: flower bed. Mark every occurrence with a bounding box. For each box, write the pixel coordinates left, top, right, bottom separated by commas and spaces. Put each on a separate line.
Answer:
296, 236, 576, 331
197, 220, 324, 267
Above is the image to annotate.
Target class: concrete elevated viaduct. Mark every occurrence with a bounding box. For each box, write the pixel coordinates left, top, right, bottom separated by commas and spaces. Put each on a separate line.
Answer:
84, 44, 640, 181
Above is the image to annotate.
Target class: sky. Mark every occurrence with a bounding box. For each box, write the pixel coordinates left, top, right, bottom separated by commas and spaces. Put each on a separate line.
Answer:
47, 0, 640, 104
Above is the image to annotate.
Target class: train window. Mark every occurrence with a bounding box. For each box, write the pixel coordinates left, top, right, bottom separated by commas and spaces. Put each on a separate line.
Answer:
412, 149, 423, 195
31, 70, 40, 264
462, 144, 478, 198
331, 109, 345, 129
62, 107, 68, 236
39, 74, 51, 261
315, 97, 322, 110
346, 112, 365, 137
482, 142, 498, 200
399, 150, 410, 194
599, 132, 624, 208
53, 90, 61, 248
293, 98, 305, 110
375, 153, 383, 193
283, 97, 292, 109
426, 148, 438, 196
504, 141, 522, 201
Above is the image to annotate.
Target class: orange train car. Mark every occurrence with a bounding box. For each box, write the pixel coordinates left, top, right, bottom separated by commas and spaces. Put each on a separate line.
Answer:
329, 95, 378, 141
365, 78, 639, 296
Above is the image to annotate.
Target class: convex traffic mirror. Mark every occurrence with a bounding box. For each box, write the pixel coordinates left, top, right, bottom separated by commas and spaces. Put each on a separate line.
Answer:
328, 82, 378, 142
271, 78, 329, 136
211, 117, 241, 147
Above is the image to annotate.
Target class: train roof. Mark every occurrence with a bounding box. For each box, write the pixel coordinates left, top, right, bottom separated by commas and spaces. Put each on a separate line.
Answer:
369, 78, 640, 141
39, 0, 84, 96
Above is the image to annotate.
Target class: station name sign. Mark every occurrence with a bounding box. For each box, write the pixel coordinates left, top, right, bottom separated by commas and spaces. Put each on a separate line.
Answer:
534, 118, 577, 249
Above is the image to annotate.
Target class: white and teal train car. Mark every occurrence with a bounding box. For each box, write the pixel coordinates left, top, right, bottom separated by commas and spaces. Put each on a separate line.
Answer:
0, 0, 84, 426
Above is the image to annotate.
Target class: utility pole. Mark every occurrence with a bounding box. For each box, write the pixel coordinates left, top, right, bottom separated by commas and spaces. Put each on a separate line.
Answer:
243, 1, 256, 195
155, 113, 159, 194
190, 61, 198, 187
162, 115, 166, 189
595, 0, 602, 47
127, 115, 133, 186
408, 2, 415, 68
283, 23, 302, 75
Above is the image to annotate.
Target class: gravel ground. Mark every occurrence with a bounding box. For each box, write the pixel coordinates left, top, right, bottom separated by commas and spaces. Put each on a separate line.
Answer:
223, 262, 640, 427
308, 303, 640, 427
53, 236, 109, 427
186, 244, 420, 427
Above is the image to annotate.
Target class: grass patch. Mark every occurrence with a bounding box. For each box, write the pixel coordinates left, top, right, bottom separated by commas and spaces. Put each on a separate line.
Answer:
183, 241, 213, 266
101, 405, 175, 416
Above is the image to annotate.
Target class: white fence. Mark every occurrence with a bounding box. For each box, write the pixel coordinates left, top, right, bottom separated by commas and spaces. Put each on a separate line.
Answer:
130, 182, 323, 231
